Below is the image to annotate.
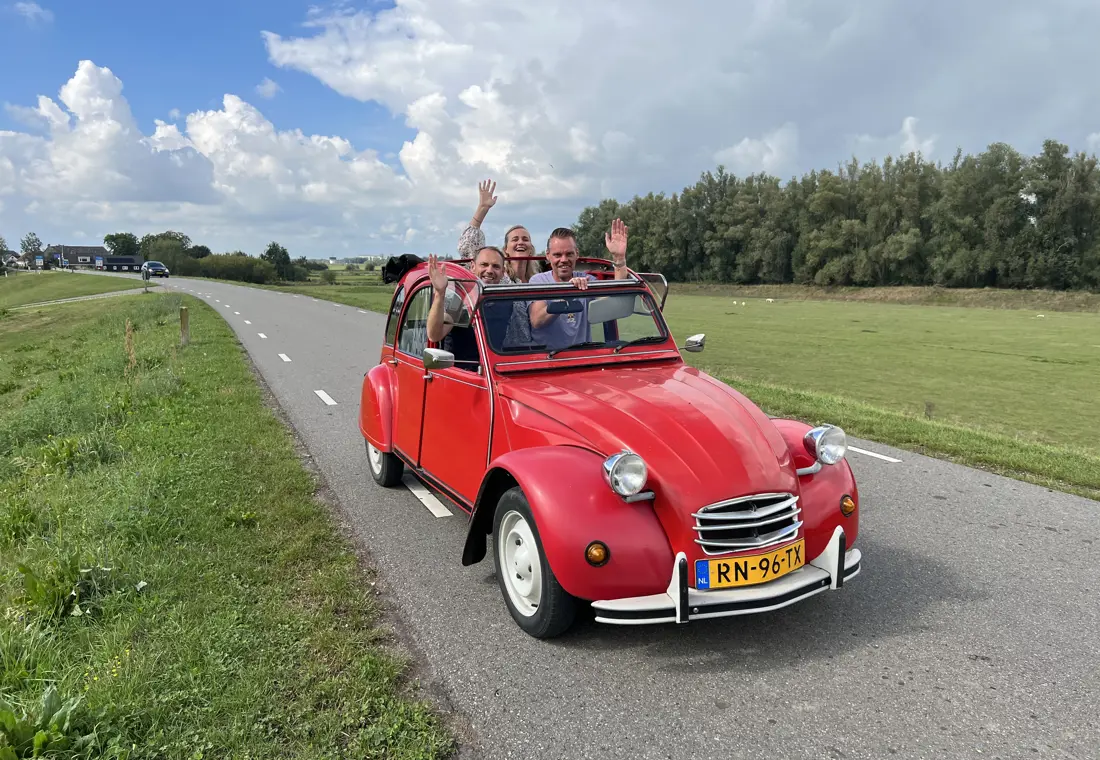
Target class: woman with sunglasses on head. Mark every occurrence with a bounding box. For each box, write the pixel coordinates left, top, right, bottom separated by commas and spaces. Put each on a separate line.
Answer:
456, 179, 537, 283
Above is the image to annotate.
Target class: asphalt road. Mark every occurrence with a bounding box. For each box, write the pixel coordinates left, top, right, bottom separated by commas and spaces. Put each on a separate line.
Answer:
84, 272, 1100, 759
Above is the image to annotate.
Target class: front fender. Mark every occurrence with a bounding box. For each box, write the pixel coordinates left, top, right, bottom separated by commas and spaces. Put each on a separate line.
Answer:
771, 418, 860, 560
358, 362, 394, 450
463, 446, 674, 602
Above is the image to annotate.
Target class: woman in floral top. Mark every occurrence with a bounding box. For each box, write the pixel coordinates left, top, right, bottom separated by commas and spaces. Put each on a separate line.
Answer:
456, 180, 539, 283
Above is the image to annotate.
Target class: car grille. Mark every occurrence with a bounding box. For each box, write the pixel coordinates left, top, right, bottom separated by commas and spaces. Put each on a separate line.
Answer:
692, 492, 802, 556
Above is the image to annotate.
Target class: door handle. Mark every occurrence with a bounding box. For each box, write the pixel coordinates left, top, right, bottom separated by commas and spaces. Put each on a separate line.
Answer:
423, 372, 433, 381
386, 358, 397, 366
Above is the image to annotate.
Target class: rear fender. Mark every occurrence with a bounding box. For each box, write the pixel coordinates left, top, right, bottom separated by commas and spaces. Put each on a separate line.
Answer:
462, 446, 673, 602
359, 363, 395, 450
771, 418, 860, 560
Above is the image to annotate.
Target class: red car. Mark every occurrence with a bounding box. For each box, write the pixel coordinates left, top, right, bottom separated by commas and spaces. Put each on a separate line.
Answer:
359, 256, 862, 638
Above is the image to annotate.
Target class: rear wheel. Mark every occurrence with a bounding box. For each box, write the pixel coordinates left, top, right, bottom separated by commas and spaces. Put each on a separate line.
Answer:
366, 440, 403, 487
493, 486, 577, 638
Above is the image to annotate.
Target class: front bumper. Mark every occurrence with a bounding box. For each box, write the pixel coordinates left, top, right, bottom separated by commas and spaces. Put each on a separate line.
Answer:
591, 526, 860, 625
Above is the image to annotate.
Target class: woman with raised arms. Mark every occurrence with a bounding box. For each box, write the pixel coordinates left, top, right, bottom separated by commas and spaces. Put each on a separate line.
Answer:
456, 179, 538, 283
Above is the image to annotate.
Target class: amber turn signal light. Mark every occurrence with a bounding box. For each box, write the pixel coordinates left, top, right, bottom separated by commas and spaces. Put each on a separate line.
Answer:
585, 541, 610, 567
840, 495, 856, 516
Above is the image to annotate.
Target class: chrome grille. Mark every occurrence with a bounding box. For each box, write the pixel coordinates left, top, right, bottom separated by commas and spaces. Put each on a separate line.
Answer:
692, 492, 801, 556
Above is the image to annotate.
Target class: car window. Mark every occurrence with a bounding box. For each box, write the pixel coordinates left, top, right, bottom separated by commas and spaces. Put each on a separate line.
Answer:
396, 286, 432, 357
481, 291, 667, 355
384, 286, 405, 346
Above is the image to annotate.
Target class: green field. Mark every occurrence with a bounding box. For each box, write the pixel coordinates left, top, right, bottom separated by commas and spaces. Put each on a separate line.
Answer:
0, 271, 145, 309
263, 281, 395, 313
0, 294, 454, 757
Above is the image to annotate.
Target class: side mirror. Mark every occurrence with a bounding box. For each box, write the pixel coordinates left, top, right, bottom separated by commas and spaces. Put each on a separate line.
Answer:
680, 333, 705, 353
423, 347, 455, 370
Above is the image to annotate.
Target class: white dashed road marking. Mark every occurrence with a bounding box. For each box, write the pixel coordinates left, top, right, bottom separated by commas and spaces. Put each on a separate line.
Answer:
279, 353, 291, 362
234, 311, 240, 315
244, 320, 251, 325
314, 390, 338, 406
849, 446, 902, 463
402, 474, 452, 517
358, 310, 367, 314
258, 333, 267, 339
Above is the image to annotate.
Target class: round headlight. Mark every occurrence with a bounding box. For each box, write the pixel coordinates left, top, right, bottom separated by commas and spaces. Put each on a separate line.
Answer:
804, 425, 847, 465
603, 451, 647, 496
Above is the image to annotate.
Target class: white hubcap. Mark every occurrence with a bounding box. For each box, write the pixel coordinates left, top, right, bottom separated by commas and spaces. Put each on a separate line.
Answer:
498, 510, 542, 617
367, 442, 383, 474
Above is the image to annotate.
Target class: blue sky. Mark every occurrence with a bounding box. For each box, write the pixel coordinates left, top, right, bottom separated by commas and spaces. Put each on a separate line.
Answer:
0, 0, 412, 158
1, 0, 1098, 258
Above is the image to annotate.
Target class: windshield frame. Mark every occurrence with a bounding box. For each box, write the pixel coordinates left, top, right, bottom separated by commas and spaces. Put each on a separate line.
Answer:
472, 279, 673, 360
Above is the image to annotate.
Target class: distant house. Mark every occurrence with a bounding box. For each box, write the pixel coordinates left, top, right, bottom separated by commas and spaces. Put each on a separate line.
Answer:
45, 245, 114, 270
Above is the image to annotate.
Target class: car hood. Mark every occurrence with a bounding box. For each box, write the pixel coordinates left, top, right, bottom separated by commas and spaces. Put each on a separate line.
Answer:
498, 362, 798, 518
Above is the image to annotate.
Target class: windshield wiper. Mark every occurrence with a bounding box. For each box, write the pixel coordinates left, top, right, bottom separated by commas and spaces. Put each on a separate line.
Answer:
547, 341, 606, 358
613, 336, 664, 353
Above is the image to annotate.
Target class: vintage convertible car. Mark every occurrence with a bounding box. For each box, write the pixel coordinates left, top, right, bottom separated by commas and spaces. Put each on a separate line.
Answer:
359, 255, 862, 638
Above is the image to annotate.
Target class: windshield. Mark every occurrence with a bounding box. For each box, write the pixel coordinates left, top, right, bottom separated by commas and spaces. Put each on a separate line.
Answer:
478, 290, 668, 357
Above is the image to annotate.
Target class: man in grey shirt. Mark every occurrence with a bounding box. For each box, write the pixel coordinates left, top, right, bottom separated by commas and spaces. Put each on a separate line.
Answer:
527, 220, 630, 351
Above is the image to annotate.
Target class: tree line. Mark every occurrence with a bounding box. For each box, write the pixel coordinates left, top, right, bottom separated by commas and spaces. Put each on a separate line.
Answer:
571, 138, 1100, 291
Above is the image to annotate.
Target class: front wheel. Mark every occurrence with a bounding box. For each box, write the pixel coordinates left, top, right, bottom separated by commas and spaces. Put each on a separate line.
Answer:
493, 487, 577, 638
366, 440, 403, 487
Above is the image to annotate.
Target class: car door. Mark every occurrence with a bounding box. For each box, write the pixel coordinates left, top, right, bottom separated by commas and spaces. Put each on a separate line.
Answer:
391, 284, 432, 464
418, 343, 492, 507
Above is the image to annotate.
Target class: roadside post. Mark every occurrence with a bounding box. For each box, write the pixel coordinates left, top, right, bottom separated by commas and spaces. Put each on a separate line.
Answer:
180, 306, 190, 346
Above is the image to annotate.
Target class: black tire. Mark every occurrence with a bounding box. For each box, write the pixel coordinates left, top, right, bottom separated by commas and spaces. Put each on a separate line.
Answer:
492, 486, 577, 638
365, 439, 403, 487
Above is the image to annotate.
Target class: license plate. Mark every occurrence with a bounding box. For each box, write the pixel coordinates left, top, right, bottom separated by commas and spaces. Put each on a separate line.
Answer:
694, 539, 805, 590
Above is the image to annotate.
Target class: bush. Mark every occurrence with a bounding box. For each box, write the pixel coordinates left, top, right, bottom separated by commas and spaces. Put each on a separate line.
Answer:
198, 255, 279, 284
320, 270, 337, 285
345, 263, 359, 271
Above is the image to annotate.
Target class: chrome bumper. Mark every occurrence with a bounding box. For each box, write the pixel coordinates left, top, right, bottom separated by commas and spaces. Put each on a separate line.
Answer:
591, 526, 860, 625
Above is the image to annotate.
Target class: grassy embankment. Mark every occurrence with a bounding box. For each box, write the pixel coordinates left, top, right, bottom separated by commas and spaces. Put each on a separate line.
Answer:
0, 271, 145, 309
0, 293, 454, 757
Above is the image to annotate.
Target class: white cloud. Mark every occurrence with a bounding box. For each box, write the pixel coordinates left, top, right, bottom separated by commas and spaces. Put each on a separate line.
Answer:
851, 116, 937, 164
13, 1, 52, 23
2, 1, 1099, 256
1087, 133, 1100, 153
255, 77, 280, 99
168, 108, 181, 120
715, 123, 799, 176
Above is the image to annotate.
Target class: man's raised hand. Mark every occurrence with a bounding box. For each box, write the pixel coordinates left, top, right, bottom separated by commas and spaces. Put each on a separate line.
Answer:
605, 218, 629, 265
428, 254, 448, 293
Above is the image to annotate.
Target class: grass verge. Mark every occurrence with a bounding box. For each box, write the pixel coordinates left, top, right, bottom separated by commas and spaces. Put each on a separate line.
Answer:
713, 369, 1100, 501
0, 294, 455, 758
0, 271, 145, 309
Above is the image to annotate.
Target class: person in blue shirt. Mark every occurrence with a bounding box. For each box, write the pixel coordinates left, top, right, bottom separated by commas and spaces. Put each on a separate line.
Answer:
527, 219, 630, 351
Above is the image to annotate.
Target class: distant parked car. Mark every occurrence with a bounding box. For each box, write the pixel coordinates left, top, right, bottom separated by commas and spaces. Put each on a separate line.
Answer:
141, 261, 170, 278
